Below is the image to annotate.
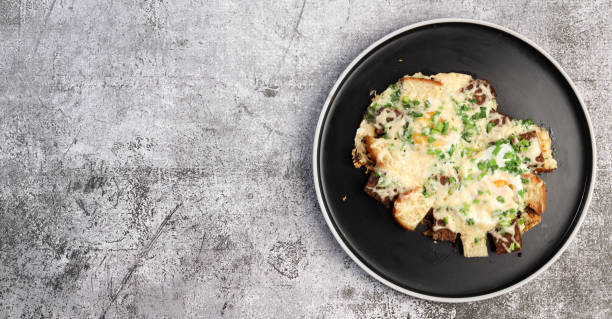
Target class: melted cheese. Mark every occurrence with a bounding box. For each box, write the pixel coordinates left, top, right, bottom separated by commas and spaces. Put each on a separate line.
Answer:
353, 72, 556, 256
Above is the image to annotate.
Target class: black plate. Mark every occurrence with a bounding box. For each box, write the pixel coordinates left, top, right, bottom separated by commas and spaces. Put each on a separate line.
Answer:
314, 20, 595, 301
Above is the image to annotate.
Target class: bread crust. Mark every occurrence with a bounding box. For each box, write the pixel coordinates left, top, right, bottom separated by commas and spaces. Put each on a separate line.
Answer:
522, 173, 546, 214
491, 223, 522, 254
401, 76, 443, 86
522, 207, 542, 232
432, 217, 457, 243
393, 188, 433, 231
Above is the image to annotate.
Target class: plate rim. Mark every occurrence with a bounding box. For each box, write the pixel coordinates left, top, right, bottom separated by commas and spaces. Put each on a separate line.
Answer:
311, 18, 597, 303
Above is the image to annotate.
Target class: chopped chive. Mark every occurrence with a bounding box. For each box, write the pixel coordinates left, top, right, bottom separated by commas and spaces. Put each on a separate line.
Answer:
493, 143, 502, 156
448, 144, 456, 156
496, 196, 505, 203
486, 121, 495, 133
401, 96, 412, 108
477, 161, 487, 171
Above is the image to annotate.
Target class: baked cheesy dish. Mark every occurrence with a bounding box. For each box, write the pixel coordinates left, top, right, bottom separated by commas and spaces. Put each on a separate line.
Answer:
352, 72, 557, 257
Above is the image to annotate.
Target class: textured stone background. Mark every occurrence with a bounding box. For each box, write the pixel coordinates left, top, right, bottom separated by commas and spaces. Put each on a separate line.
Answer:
0, 0, 610, 318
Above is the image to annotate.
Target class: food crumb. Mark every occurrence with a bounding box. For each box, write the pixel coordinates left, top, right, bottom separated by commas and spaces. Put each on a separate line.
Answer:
398, 58, 404, 62
342, 196, 347, 202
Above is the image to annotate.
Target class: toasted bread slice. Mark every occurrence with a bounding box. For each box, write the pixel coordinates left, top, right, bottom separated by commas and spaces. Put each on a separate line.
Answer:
461, 234, 488, 257
393, 188, 434, 231
522, 207, 542, 232
534, 127, 557, 173
522, 173, 546, 214
353, 121, 376, 169
432, 217, 457, 243
490, 223, 522, 254
363, 173, 399, 206
433, 72, 473, 92
400, 77, 443, 102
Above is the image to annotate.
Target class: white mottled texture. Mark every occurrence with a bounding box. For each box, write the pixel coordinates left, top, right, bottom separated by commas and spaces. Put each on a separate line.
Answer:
0, 0, 610, 318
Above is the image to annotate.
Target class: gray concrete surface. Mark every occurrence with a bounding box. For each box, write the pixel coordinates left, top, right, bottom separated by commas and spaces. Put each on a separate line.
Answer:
0, 0, 610, 318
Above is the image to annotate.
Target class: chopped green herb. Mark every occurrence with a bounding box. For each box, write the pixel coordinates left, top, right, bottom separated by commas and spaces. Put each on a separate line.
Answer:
509, 242, 521, 251
493, 143, 502, 156
432, 111, 441, 121
428, 136, 435, 144
488, 159, 498, 172
442, 121, 449, 135
433, 121, 444, 132
473, 198, 480, 204
518, 189, 526, 197
474, 237, 481, 244
518, 138, 531, 152
471, 107, 487, 120
468, 147, 478, 157
461, 131, 473, 142
467, 218, 475, 225
443, 216, 449, 225
390, 88, 400, 102
496, 196, 505, 203
477, 161, 487, 171
423, 100, 429, 109
478, 190, 485, 195
401, 96, 412, 108
408, 111, 423, 118
365, 113, 375, 123
448, 144, 456, 156
486, 121, 495, 133
521, 178, 529, 184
